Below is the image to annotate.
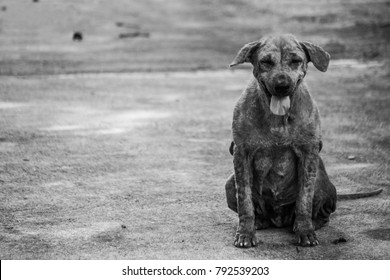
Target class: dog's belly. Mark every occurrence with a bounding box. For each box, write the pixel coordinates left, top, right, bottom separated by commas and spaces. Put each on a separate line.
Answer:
254, 148, 298, 206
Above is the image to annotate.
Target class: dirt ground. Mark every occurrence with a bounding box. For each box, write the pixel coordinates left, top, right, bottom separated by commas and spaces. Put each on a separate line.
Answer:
0, 0, 389, 259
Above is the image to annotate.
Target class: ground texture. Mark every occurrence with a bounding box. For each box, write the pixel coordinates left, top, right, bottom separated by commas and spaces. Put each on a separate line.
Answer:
0, 0, 389, 259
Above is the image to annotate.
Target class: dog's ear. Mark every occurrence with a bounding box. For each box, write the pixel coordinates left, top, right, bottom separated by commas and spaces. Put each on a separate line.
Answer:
229, 41, 261, 67
300, 41, 331, 72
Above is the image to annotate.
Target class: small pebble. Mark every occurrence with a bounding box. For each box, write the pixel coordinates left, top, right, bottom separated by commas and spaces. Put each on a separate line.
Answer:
332, 237, 347, 244
73, 32, 83, 42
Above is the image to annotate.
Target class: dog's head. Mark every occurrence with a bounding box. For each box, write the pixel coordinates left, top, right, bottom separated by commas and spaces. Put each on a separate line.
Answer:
230, 34, 330, 115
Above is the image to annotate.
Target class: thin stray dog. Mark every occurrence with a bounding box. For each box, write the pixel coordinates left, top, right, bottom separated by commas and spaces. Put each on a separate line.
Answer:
225, 34, 382, 247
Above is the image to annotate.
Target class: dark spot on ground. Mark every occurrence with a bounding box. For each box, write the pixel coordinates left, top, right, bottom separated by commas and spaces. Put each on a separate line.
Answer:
73, 32, 83, 42
92, 231, 123, 243
291, 13, 337, 24
118, 32, 150, 39
332, 237, 347, 244
363, 228, 390, 241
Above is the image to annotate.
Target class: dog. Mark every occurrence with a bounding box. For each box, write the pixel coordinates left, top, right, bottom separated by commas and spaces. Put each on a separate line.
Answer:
225, 34, 337, 247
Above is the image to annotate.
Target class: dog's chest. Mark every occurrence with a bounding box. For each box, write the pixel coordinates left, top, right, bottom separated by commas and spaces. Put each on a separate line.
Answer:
268, 114, 298, 141
254, 147, 298, 205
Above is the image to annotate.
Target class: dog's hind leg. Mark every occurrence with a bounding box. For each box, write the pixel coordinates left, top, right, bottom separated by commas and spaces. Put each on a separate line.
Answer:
312, 157, 337, 230
251, 180, 271, 230
225, 173, 238, 213
225, 173, 270, 229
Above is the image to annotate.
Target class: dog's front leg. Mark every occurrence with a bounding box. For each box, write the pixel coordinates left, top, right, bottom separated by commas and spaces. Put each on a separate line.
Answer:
233, 147, 257, 248
294, 150, 319, 247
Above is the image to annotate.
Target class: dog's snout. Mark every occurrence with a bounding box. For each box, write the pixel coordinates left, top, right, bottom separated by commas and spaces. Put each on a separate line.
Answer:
275, 74, 289, 87
273, 73, 292, 95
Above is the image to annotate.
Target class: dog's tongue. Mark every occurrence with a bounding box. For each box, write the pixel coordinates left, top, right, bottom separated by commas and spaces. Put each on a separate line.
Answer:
270, 96, 291, 116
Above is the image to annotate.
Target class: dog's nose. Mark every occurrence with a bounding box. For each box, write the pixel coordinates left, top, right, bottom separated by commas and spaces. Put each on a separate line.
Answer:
274, 74, 291, 95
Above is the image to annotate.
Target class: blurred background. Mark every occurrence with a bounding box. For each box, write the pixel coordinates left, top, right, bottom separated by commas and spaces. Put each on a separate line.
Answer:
0, 0, 389, 74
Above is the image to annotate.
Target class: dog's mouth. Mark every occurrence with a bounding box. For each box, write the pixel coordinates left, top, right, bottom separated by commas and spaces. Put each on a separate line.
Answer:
270, 95, 291, 116
260, 78, 303, 116
260, 81, 291, 116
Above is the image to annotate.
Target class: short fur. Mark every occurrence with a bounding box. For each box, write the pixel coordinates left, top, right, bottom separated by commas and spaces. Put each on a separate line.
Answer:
226, 34, 336, 247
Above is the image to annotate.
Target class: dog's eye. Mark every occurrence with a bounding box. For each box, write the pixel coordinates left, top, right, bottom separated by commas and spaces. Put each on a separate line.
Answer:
260, 59, 274, 66
291, 59, 303, 65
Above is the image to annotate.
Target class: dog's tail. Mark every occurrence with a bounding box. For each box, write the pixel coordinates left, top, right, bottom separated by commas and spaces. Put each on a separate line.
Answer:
337, 188, 383, 200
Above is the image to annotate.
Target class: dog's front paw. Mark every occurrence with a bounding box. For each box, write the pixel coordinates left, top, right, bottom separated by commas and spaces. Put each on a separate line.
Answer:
295, 230, 319, 247
234, 230, 257, 248
294, 220, 319, 247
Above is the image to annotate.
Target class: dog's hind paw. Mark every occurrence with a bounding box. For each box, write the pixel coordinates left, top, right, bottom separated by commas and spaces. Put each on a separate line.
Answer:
234, 232, 258, 248
255, 217, 270, 230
